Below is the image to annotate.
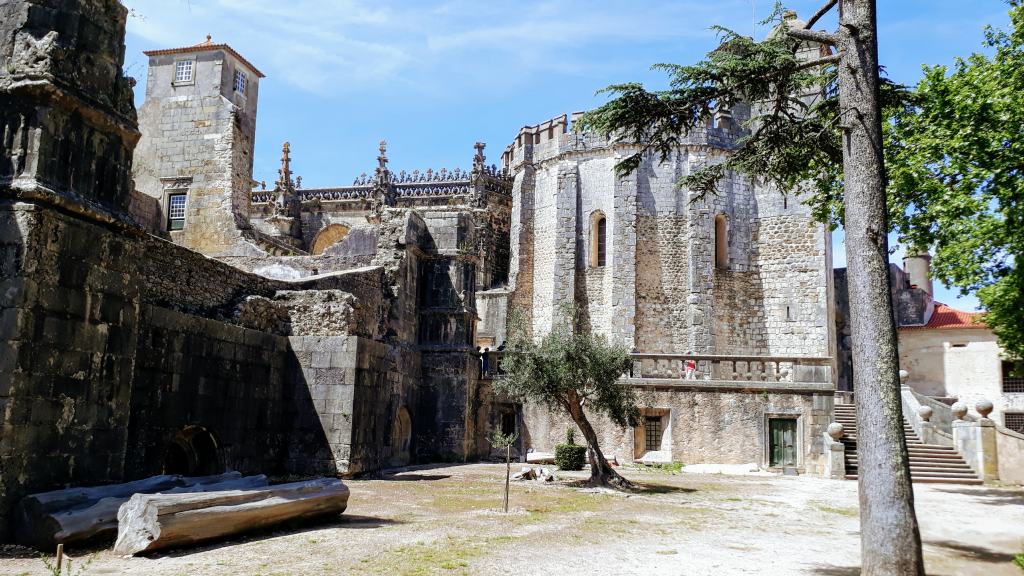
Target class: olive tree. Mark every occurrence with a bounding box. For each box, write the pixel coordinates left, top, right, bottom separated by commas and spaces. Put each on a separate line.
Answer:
494, 309, 638, 488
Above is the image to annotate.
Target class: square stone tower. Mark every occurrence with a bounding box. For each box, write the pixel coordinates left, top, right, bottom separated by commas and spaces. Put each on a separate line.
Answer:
133, 36, 264, 255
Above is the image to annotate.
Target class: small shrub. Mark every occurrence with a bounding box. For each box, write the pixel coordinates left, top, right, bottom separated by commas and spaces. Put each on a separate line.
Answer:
1014, 553, 1024, 571
555, 428, 586, 470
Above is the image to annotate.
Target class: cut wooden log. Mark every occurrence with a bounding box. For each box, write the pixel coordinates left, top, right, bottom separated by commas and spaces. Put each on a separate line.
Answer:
114, 478, 350, 555
13, 472, 259, 549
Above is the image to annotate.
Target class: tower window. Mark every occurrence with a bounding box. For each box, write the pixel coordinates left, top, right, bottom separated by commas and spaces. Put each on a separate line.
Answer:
167, 193, 187, 230
714, 214, 729, 269
590, 211, 607, 268
174, 60, 194, 84
234, 69, 248, 94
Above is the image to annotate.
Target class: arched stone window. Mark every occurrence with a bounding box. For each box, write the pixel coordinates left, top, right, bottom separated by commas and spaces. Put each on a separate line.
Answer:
590, 211, 607, 268
310, 223, 351, 255
714, 214, 729, 270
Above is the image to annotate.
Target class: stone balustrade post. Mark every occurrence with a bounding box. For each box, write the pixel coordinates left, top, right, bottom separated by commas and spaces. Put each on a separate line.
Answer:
823, 423, 846, 480
952, 400, 999, 482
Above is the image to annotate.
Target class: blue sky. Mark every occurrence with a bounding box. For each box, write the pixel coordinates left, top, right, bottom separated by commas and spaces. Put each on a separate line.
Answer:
122, 0, 1011, 311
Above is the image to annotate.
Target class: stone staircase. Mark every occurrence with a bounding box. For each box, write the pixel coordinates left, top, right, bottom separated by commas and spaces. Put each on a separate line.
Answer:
833, 404, 982, 485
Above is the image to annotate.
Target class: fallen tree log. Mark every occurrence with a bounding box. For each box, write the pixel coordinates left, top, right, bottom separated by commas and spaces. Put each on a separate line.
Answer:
114, 478, 350, 555
14, 472, 262, 549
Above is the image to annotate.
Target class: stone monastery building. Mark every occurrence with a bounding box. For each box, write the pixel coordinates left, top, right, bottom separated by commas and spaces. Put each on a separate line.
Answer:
0, 0, 843, 540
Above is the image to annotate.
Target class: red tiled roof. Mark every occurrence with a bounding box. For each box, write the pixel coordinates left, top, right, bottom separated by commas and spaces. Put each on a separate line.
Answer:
144, 35, 265, 78
901, 303, 986, 331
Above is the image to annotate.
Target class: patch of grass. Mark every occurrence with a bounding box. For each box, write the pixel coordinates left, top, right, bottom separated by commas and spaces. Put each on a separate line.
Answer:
646, 462, 684, 474
1014, 553, 1024, 571
812, 502, 858, 517
352, 536, 484, 576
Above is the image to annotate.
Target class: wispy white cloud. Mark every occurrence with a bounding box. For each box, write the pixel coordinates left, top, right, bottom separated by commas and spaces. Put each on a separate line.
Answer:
123, 0, 746, 96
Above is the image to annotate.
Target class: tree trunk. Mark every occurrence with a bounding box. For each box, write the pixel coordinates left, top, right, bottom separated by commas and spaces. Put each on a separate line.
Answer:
836, 1, 924, 574
564, 392, 629, 488
114, 478, 349, 555
504, 445, 511, 513
13, 472, 247, 549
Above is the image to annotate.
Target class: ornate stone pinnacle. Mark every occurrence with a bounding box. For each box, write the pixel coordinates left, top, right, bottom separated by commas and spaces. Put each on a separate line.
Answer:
473, 142, 486, 169
377, 140, 388, 170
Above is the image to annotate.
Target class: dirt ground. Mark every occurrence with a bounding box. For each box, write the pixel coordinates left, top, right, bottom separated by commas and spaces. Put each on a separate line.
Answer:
3, 463, 1023, 576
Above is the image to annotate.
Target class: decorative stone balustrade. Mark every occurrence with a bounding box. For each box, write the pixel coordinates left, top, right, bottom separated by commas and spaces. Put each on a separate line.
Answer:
627, 353, 832, 386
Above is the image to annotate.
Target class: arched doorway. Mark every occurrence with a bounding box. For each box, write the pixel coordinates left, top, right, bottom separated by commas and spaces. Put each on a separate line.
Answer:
389, 407, 412, 467
163, 425, 223, 476
310, 224, 351, 255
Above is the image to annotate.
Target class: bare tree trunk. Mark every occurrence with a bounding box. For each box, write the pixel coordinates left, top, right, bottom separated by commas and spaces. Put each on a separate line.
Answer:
504, 445, 511, 513
564, 392, 629, 488
837, 1, 924, 573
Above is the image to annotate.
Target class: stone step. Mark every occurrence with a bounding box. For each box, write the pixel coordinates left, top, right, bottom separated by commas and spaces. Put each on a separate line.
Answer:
844, 474, 983, 485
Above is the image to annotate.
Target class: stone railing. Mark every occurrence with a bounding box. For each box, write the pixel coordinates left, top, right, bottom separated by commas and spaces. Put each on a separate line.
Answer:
300, 187, 372, 202
627, 353, 832, 386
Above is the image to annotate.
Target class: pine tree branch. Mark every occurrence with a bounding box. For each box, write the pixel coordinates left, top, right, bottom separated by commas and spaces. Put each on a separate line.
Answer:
793, 53, 842, 72
804, 0, 838, 30
786, 28, 838, 46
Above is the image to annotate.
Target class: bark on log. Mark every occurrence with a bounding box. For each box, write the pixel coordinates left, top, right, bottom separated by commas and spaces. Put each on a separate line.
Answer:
13, 473, 259, 549
114, 478, 350, 555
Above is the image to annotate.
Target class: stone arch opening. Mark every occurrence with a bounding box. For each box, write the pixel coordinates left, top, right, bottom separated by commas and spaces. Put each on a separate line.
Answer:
589, 211, 607, 268
714, 213, 729, 270
163, 425, 223, 476
389, 407, 412, 467
310, 223, 351, 255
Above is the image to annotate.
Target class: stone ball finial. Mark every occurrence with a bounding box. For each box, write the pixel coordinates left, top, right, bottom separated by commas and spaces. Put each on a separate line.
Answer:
899, 370, 909, 385
975, 399, 994, 419
951, 402, 968, 421
917, 406, 933, 422
827, 422, 844, 441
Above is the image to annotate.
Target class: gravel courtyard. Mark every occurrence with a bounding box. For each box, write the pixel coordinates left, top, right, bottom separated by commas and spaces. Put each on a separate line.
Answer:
3, 463, 1022, 576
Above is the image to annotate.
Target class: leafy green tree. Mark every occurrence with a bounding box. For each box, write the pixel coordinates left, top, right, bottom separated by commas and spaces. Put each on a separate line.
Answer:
580, 1, 924, 573
495, 309, 638, 488
886, 1, 1024, 357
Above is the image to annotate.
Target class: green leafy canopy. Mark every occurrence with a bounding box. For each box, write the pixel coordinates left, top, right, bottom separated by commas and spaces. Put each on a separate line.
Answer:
494, 308, 639, 430
580, 1, 1024, 357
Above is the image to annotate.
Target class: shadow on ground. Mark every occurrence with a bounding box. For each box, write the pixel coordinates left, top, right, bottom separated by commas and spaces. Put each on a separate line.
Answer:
926, 539, 1019, 564
153, 514, 403, 558
933, 487, 1024, 506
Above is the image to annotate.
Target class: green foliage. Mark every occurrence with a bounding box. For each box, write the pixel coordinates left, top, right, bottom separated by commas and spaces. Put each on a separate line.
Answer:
884, 1, 1024, 357
565, 428, 577, 445
1014, 552, 1024, 571
488, 429, 519, 450
494, 307, 639, 430
554, 443, 587, 471
40, 553, 95, 576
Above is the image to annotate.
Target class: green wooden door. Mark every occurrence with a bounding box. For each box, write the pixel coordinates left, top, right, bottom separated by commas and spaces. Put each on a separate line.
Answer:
769, 419, 798, 467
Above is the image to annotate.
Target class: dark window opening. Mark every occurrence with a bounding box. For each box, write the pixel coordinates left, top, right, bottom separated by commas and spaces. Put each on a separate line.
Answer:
501, 412, 516, 436
1004, 360, 1024, 393
1006, 412, 1024, 434
596, 216, 607, 267
644, 416, 662, 452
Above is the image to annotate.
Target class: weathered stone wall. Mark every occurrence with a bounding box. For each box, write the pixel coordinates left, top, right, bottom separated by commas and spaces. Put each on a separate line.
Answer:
125, 304, 292, 477
522, 387, 832, 474
0, 204, 140, 540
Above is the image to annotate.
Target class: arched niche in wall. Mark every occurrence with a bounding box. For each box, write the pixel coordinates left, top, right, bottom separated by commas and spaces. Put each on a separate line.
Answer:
310, 223, 351, 255
389, 407, 413, 467
163, 425, 223, 476
714, 213, 729, 270
589, 210, 607, 268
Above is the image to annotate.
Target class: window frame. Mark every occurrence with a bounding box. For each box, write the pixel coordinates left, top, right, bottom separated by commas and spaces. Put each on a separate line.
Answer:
173, 59, 195, 85
1005, 412, 1024, 434
167, 192, 188, 231
1003, 359, 1024, 394
233, 69, 248, 94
